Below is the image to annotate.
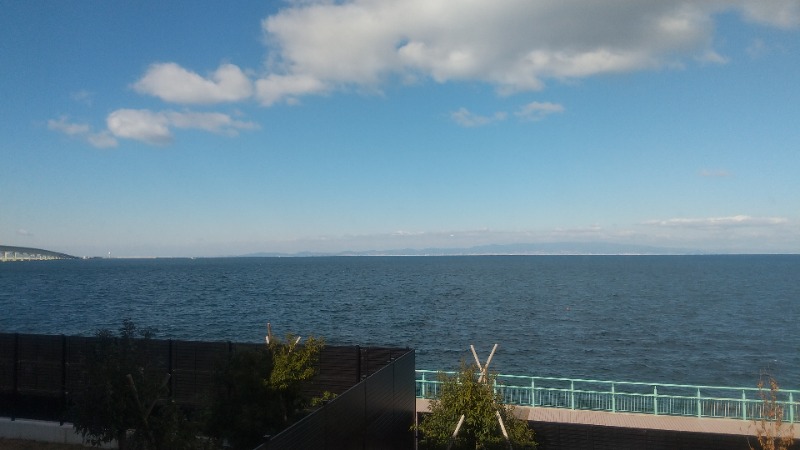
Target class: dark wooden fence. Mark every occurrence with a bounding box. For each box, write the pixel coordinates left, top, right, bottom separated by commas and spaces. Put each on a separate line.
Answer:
0, 332, 411, 424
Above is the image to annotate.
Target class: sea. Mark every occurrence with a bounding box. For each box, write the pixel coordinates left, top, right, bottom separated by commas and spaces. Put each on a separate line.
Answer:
1, 255, 798, 389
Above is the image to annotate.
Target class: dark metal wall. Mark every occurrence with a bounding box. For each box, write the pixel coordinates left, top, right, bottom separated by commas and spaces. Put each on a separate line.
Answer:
261, 349, 416, 450
530, 421, 799, 450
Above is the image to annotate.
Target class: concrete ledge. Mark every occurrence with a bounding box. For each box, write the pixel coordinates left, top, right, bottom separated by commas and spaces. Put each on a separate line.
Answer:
0, 418, 114, 448
416, 399, 760, 436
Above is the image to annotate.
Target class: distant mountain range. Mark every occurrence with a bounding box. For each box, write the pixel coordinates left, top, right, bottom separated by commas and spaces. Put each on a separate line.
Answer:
241, 242, 701, 257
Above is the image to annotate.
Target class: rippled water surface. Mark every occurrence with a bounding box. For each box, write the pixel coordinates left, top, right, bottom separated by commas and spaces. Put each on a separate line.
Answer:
2, 255, 798, 387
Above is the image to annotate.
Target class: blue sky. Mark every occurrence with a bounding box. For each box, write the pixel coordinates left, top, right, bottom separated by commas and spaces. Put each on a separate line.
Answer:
1, 0, 799, 257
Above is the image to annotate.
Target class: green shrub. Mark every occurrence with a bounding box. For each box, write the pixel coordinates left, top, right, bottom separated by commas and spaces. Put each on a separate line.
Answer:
415, 362, 536, 450
204, 332, 324, 450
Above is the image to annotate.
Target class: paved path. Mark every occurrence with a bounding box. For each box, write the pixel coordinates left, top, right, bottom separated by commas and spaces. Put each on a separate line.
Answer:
416, 399, 764, 436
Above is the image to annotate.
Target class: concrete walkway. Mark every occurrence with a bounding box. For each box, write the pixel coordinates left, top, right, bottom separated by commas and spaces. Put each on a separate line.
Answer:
417, 399, 766, 436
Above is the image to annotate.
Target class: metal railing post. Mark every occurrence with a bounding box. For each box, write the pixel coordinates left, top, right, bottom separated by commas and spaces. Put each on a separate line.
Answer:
531, 378, 535, 407
697, 388, 702, 418
653, 386, 658, 415
611, 383, 616, 413
790, 392, 795, 424
570, 380, 575, 410
742, 390, 747, 421
421, 372, 426, 398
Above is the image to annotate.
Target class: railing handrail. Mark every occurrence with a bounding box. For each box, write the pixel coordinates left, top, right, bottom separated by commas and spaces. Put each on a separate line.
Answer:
415, 369, 800, 394
415, 369, 799, 423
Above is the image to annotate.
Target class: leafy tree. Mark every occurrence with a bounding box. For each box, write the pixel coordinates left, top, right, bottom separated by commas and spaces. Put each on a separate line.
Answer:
204, 328, 324, 450
266, 332, 325, 424
416, 363, 536, 450
71, 320, 197, 450
204, 348, 280, 450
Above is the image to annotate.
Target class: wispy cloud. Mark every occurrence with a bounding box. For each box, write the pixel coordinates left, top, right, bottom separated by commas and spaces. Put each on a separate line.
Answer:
737, 1, 800, 29
17, 228, 33, 237
48, 116, 90, 136
106, 109, 259, 145
70, 90, 94, 106
515, 101, 565, 121
49, 109, 259, 148
644, 215, 789, 228
746, 38, 768, 58
87, 131, 119, 149
48, 116, 118, 148
452, 101, 564, 127
450, 108, 507, 127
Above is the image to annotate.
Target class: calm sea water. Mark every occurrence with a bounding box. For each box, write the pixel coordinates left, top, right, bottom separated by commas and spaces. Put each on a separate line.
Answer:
1, 255, 798, 388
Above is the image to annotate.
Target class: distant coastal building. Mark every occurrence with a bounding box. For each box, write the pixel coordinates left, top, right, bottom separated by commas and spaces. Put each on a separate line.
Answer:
0, 245, 77, 262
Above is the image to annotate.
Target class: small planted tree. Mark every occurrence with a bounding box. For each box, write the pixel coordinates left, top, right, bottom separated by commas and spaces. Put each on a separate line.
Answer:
205, 324, 324, 450
749, 373, 796, 450
265, 327, 325, 424
205, 347, 279, 450
71, 319, 197, 450
415, 345, 535, 450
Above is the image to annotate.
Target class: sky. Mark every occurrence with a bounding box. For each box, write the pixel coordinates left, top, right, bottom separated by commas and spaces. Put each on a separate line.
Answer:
1, 0, 799, 257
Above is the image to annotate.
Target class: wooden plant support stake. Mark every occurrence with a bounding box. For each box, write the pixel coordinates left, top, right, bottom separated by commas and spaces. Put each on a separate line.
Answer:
266, 322, 303, 352
126, 373, 171, 446
448, 344, 513, 450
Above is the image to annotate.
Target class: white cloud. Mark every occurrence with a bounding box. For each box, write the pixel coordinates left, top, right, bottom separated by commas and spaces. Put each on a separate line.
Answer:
17, 228, 33, 237
133, 63, 254, 104
165, 111, 259, 135
515, 102, 565, 121
735, 0, 800, 28
253, 0, 799, 104
450, 107, 507, 127
48, 116, 90, 136
115, 1, 798, 109
106, 109, 259, 145
255, 73, 328, 106
87, 131, 119, 149
48, 116, 118, 148
644, 215, 789, 228
451, 102, 563, 126
107, 109, 172, 145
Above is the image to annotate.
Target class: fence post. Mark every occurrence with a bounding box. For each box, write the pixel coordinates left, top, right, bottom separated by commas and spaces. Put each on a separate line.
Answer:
570, 380, 575, 410
611, 383, 616, 413
12, 333, 19, 421
653, 386, 658, 416
697, 388, 702, 418
356, 345, 362, 382
421, 372, 426, 398
61, 334, 67, 425
531, 378, 535, 407
790, 392, 795, 424
742, 390, 747, 421
167, 339, 175, 398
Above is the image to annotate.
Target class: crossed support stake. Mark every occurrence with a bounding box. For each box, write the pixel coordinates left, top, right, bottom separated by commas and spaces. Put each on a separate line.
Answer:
126, 372, 171, 446
448, 343, 512, 450
266, 322, 302, 349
